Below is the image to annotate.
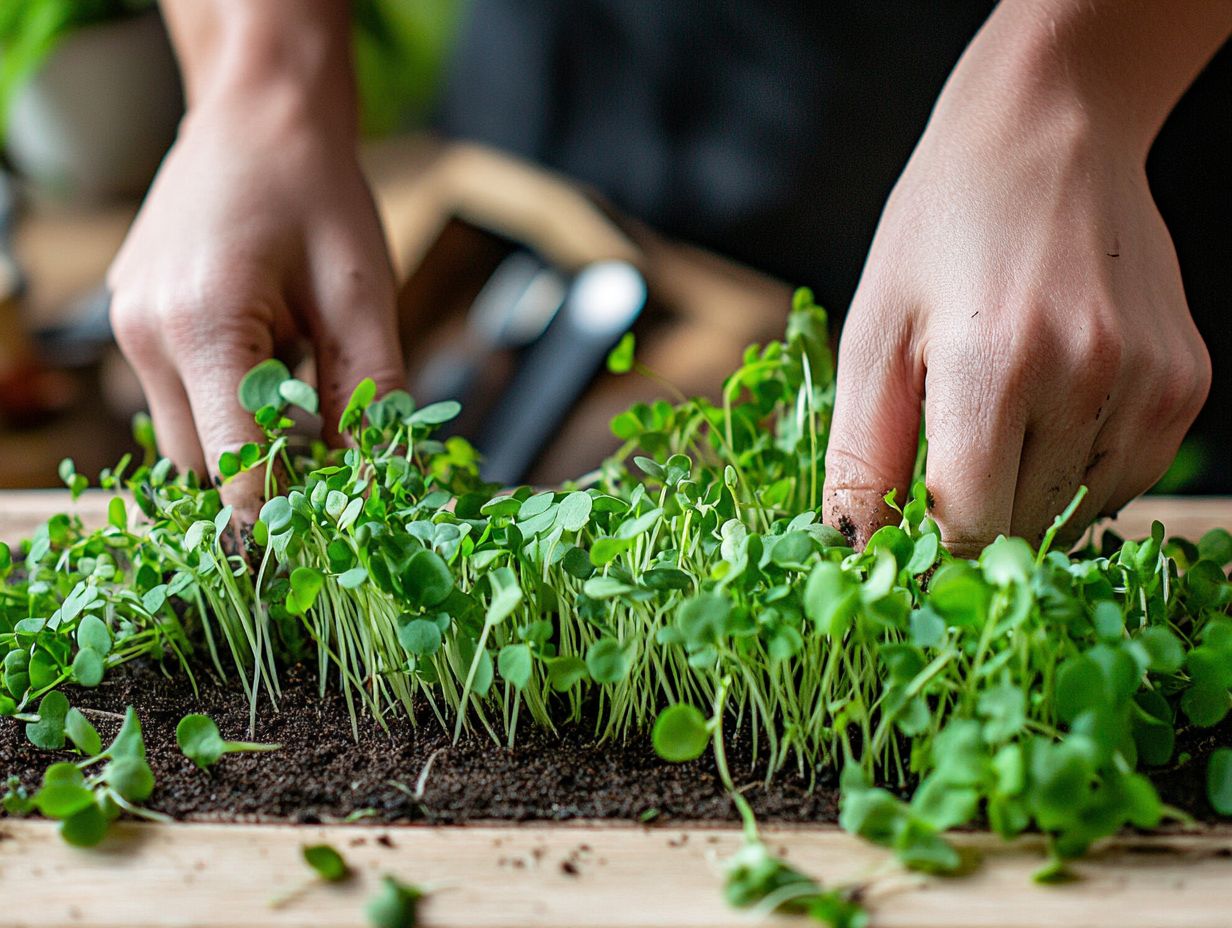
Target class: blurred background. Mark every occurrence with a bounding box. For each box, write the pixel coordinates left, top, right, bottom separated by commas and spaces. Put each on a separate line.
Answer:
0, 1, 1227, 491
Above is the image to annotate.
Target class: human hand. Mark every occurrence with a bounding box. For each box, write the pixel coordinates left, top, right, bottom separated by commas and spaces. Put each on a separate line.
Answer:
108, 96, 403, 520
822, 8, 1216, 556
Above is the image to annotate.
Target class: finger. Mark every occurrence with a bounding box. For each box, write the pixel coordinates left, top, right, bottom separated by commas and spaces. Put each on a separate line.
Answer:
169, 309, 275, 524
823, 304, 923, 548
306, 273, 404, 444
1101, 425, 1191, 520
1012, 426, 1121, 550
111, 300, 206, 475
1009, 387, 1111, 544
1102, 358, 1211, 518
135, 358, 206, 477
923, 360, 1027, 559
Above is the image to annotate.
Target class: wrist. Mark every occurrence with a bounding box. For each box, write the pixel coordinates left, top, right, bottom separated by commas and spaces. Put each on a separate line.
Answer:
936, 0, 1232, 165
165, 1, 358, 141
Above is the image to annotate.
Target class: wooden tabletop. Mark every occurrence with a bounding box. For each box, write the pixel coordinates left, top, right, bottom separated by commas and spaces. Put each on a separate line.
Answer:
3, 491, 1231, 928
3, 821, 1230, 928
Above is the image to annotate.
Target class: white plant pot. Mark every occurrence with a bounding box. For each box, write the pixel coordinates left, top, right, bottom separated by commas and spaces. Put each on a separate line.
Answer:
5, 11, 183, 202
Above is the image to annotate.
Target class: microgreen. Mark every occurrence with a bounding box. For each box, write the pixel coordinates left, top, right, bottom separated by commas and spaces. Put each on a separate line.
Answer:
175, 714, 281, 770
651, 703, 710, 762
365, 875, 424, 928
1, 287, 1230, 919
8, 705, 168, 845
1208, 748, 1232, 817
303, 843, 351, 882
724, 799, 866, 928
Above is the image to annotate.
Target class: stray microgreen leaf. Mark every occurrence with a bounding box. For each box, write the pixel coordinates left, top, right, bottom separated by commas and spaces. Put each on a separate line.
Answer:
365, 875, 424, 928
176, 714, 281, 770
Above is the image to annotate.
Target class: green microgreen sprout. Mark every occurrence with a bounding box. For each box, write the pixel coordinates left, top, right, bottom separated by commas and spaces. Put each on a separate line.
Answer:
175, 713, 281, 770
365, 874, 425, 928
1207, 747, 1232, 817
6, 706, 168, 846
303, 842, 351, 882
270, 841, 353, 909
1, 287, 1230, 925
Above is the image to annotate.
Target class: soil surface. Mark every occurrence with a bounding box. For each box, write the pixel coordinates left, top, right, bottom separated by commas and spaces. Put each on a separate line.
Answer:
2, 659, 1226, 826
1, 660, 839, 825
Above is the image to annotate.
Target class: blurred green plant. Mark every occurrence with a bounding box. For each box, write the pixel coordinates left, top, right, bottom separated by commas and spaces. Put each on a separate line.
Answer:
0, 0, 154, 138
353, 0, 462, 137
0, 0, 461, 141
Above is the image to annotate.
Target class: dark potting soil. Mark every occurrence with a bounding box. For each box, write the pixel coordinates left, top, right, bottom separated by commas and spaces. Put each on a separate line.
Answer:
2, 658, 1227, 826
0, 659, 839, 825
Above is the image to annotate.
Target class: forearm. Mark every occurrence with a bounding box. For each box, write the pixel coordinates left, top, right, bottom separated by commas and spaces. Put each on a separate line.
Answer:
938, 0, 1232, 159
159, 0, 358, 136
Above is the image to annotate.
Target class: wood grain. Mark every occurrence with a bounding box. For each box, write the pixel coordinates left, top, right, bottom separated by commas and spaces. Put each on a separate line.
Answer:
2, 821, 1231, 928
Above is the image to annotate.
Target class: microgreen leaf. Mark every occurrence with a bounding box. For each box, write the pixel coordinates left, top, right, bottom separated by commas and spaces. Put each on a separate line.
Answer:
652, 703, 710, 762
278, 378, 319, 415
176, 714, 281, 770
585, 638, 631, 684
1207, 748, 1232, 816
498, 644, 533, 690
365, 874, 423, 928
303, 843, 350, 882
407, 400, 462, 427
77, 614, 112, 654
340, 378, 377, 431
105, 756, 155, 802
64, 708, 101, 755
59, 803, 109, 847
287, 567, 325, 615
238, 359, 292, 413
606, 332, 636, 374
106, 707, 146, 759
26, 690, 70, 750
71, 648, 105, 687
397, 618, 442, 657
404, 549, 453, 608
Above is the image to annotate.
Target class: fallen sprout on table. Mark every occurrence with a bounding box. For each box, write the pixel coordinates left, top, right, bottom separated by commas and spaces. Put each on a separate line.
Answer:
3, 704, 167, 845
2, 289, 1231, 917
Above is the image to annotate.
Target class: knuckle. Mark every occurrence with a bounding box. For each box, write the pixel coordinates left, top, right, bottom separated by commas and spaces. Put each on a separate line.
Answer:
1146, 346, 1211, 425
109, 297, 161, 359
1073, 314, 1124, 385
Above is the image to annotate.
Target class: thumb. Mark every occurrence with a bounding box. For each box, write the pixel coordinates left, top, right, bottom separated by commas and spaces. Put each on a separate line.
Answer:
822, 306, 922, 548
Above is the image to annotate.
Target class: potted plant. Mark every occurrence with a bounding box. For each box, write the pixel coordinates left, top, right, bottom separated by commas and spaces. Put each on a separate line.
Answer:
0, 0, 182, 201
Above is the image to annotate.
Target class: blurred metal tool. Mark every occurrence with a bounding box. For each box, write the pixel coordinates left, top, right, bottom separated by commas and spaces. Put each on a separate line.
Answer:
476, 259, 646, 484
416, 249, 566, 406
32, 284, 113, 367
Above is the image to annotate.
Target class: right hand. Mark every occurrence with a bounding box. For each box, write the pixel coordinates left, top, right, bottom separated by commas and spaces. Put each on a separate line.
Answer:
108, 95, 404, 520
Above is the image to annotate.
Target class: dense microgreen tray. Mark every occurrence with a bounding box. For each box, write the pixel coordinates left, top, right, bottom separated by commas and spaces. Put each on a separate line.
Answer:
2, 290, 1230, 915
